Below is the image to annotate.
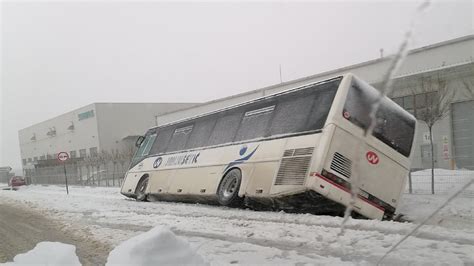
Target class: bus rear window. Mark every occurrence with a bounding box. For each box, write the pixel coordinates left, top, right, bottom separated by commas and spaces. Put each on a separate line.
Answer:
343, 78, 416, 157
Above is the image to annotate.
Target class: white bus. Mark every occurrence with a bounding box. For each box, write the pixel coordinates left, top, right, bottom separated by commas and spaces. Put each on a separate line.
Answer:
121, 74, 416, 220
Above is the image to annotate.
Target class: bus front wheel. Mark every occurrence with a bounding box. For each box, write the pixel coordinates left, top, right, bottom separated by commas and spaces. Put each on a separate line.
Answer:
217, 169, 243, 207
135, 175, 149, 202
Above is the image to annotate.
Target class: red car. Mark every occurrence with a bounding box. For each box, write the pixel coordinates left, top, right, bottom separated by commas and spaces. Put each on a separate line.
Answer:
9, 176, 27, 187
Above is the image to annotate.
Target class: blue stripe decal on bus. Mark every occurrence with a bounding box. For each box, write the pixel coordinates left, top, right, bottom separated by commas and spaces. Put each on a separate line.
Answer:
223, 145, 259, 173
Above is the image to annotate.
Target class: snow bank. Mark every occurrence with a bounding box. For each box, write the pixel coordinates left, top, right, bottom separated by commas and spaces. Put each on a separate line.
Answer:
5, 242, 80, 266
106, 226, 207, 266
5, 228, 206, 266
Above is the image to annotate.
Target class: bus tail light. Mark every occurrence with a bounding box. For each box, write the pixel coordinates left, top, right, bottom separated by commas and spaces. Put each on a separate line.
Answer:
321, 169, 351, 190
358, 189, 369, 199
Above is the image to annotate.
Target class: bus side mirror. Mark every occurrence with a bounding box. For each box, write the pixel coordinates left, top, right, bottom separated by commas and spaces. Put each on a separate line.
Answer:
135, 136, 145, 147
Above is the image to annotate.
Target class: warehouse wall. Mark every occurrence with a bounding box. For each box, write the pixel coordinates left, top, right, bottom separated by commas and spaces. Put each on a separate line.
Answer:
18, 104, 100, 164
95, 102, 197, 153
18, 102, 198, 167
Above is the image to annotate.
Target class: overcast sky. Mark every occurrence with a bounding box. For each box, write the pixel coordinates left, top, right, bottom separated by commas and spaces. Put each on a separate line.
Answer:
1, 0, 473, 171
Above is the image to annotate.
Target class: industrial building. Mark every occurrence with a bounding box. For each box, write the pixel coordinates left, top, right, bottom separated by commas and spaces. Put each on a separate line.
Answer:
0, 166, 14, 184
19, 102, 196, 170
156, 35, 474, 170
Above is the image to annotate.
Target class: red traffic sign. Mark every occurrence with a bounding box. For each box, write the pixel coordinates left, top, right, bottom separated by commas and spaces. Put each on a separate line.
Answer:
57, 152, 70, 162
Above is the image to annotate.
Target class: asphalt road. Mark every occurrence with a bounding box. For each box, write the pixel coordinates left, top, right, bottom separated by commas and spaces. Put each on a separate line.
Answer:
0, 201, 110, 265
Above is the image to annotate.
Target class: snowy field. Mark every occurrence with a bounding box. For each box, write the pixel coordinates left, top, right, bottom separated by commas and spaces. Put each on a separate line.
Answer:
1, 174, 473, 265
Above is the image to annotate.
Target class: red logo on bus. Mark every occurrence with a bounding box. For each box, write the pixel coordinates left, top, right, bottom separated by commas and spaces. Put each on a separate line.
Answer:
366, 151, 379, 165
343, 111, 350, 119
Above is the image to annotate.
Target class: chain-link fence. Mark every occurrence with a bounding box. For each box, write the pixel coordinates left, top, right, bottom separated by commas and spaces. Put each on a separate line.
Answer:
24, 160, 130, 187
405, 169, 474, 197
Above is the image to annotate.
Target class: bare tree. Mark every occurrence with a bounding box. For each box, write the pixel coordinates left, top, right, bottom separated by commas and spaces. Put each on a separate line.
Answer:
82, 151, 101, 186
118, 143, 136, 185
414, 75, 455, 194
82, 156, 94, 185
111, 149, 121, 186
460, 77, 474, 100
97, 150, 111, 186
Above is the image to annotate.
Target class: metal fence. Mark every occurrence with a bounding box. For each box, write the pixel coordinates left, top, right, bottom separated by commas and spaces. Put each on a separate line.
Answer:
24, 160, 130, 187
24, 162, 474, 196
405, 169, 474, 197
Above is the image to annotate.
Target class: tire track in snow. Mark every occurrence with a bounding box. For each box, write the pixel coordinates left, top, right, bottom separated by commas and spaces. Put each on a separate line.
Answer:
7, 189, 474, 246
124, 202, 474, 246
82, 221, 364, 264
85, 212, 474, 265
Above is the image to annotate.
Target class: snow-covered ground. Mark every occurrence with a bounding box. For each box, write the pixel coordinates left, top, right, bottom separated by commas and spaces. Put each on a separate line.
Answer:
1, 173, 473, 265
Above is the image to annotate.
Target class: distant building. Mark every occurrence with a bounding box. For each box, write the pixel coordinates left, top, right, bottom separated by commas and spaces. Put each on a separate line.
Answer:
0, 166, 14, 183
19, 102, 197, 170
156, 35, 474, 170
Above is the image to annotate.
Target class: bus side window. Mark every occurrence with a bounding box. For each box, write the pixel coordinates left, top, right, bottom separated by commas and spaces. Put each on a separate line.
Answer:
166, 125, 193, 152
208, 111, 243, 146
269, 93, 314, 136
234, 104, 275, 142
305, 85, 338, 131
149, 127, 174, 155
185, 117, 216, 150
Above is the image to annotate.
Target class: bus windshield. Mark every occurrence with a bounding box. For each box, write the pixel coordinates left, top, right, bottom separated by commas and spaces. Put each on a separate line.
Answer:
343, 77, 416, 157
131, 132, 157, 166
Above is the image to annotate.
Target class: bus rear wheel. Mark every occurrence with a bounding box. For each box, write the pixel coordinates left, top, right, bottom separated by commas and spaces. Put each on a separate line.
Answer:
135, 176, 149, 202
217, 169, 243, 207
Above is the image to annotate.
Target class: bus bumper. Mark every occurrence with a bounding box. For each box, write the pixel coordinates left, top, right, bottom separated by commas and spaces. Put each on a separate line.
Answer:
308, 171, 387, 220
